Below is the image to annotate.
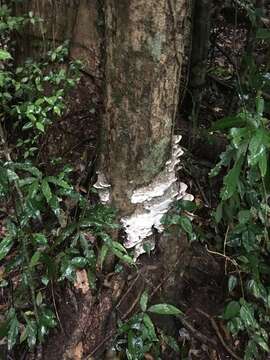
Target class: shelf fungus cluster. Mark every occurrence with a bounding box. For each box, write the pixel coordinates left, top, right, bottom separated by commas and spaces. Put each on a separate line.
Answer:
94, 135, 193, 259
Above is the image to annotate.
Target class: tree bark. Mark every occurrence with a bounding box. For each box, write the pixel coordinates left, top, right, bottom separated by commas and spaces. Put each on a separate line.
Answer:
95, 0, 192, 255
188, 0, 212, 125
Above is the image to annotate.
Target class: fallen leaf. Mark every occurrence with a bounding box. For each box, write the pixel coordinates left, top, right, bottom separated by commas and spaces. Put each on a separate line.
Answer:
74, 269, 90, 294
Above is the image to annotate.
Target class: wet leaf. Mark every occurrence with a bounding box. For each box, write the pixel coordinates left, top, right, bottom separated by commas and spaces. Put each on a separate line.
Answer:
140, 291, 149, 312
36, 291, 43, 306
222, 155, 244, 200
8, 310, 19, 350
179, 216, 193, 234
41, 180, 52, 202
71, 256, 88, 268
143, 314, 157, 340
148, 304, 183, 316
162, 333, 180, 353
0, 236, 13, 261
40, 308, 57, 328
25, 320, 37, 348
33, 233, 47, 246
249, 130, 265, 166
0, 49, 12, 60
240, 303, 257, 328
228, 275, 238, 293
253, 334, 269, 352
98, 244, 108, 268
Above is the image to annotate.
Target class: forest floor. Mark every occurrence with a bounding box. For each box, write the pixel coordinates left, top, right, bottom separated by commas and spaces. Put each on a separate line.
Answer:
2, 4, 270, 360
37, 16, 246, 357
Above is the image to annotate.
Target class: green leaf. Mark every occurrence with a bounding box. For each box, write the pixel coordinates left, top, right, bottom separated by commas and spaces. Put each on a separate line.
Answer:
98, 244, 108, 268
71, 257, 88, 268
249, 130, 265, 166
215, 202, 223, 223
41, 180, 52, 202
228, 275, 238, 293
258, 151, 268, 177
36, 291, 43, 306
13, 163, 42, 178
240, 302, 257, 328
27, 180, 39, 199
178, 200, 196, 212
211, 115, 246, 131
33, 233, 47, 246
162, 333, 180, 353
148, 304, 183, 316
143, 314, 157, 340
140, 291, 149, 312
8, 310, 19, 350
238, 210, 251, 225
253, 335, 269, 352
30, 251, 41, 267
49, 195, 60, 217
245, 340, 258, 360
0, 49, 12, 61
223, 301, 240, 320
221, 155, 244, 200
36, 122, 44, 132
179, 216, 193, 234
40, 308, 57, 328
24, 320, 37, 348
0, 236, 13, 261
112, 248, 134, 265
111, 241, 128, 254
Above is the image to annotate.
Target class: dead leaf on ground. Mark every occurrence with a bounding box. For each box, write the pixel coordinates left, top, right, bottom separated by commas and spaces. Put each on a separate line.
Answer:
74, 269, 90, 294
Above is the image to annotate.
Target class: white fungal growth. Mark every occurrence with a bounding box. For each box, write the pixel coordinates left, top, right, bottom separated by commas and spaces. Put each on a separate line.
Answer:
94, 136, 193, 259
93, 172, 111, 204
121, 135, 193, 258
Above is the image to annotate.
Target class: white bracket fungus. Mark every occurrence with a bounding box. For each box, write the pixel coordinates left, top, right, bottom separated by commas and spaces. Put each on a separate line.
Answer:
122, 135, 193, 258
93, 172, 111, 204
94, 136, 193, 259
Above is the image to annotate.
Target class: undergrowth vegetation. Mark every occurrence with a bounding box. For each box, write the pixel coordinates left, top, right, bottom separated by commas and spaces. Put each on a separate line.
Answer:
1, 1, 270, 360
0, 5, 134, 351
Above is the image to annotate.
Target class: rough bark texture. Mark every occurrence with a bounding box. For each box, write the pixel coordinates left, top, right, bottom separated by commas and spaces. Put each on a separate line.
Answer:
101, 0, 190, 216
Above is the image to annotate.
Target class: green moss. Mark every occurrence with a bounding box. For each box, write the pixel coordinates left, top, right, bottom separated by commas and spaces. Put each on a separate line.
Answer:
142, 138, 170, 182
147, 33, 166, 62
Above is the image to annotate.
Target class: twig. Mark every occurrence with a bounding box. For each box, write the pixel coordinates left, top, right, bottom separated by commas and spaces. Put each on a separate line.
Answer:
176, 314, 218, 348
223, 225, 230, 275
205, 245, 245, 298
121, 286, 143, 321
115, 273, 140, 311
196, 308, 243, 360
51, 281, 64, 333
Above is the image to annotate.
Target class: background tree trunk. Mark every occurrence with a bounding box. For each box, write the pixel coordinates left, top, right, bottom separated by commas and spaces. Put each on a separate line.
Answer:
189, 0, 212, 126
15, 0, 102, 77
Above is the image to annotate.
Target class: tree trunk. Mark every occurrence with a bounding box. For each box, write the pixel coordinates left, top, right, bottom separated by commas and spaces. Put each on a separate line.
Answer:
95, 0, 192, 256
188, 0, 212, 126
15, 0, 102, 77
